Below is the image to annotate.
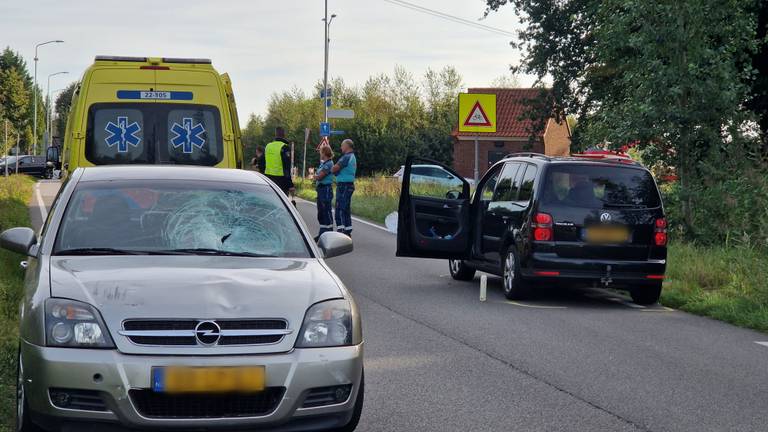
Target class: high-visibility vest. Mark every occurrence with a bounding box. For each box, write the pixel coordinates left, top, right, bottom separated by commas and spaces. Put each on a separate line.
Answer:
264, 140, 285, 176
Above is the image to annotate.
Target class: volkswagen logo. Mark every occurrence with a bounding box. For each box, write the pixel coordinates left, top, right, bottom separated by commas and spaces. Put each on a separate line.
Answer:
194, 321, 221, 346
600, 212, 612, 223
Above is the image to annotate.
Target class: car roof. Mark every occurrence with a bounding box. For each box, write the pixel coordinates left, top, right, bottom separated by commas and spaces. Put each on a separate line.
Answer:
77, 165, 269, 184
502, 155, 648, 170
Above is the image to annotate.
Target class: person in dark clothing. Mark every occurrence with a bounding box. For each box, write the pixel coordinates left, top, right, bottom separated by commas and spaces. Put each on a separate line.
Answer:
251, 145, 265, 172
261, 127, 294, 196
313, 145, 335, 241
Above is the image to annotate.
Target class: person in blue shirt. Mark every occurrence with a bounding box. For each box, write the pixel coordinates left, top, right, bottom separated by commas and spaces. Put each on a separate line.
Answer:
332, 139, 357, 237
312, 145, 335, 241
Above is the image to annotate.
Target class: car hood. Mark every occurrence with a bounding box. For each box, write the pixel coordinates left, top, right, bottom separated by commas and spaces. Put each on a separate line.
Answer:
50, 256, 344, 355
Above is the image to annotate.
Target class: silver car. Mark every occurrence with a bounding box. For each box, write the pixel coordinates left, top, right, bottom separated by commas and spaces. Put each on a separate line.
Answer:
2, 166, 363, 431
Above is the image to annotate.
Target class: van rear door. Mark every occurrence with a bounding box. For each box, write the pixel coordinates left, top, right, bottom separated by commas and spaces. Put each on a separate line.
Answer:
538, 163, 664, 261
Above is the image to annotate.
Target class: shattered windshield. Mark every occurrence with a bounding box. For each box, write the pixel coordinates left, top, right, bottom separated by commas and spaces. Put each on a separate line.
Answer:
53, 180, 311, 257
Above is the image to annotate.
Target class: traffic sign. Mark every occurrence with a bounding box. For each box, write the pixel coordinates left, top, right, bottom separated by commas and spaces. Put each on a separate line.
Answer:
320, 122, 331, 137
330, 130, 345, 135
458, 93, 496, 133
327, 109, 355, 119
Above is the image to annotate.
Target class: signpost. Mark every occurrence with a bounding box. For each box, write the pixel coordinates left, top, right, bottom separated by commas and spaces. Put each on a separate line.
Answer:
458, 93, 497, 184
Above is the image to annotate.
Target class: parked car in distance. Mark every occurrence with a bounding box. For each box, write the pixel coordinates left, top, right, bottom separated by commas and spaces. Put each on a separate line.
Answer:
396, 153, 667, 305
393, 164, 475, 187
2, 165, 363, 432
0, 155, 47, 177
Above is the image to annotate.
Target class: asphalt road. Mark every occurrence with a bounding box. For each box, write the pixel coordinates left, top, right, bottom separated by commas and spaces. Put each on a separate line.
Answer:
31, 181, 768, 432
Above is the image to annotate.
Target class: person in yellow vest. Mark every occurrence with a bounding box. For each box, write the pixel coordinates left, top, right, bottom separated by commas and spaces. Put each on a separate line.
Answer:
260, 127, 294, 196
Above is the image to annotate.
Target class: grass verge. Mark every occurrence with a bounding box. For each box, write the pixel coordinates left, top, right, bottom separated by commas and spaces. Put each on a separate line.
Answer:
297, 175, 768, 333
0, 175, 35, 430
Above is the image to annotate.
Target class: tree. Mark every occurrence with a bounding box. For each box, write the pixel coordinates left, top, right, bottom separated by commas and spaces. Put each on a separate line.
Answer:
485, 0, 760, 235
489, 73, 521, 88
54, 81, 78, 141
0, 68, 30, 145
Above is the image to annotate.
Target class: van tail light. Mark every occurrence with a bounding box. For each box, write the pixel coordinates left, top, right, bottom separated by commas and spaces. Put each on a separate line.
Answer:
654, 218, 667, 246
532, 213, 554, 242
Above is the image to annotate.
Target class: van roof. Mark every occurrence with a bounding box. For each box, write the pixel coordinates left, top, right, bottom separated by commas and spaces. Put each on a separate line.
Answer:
94, 56, 212, 65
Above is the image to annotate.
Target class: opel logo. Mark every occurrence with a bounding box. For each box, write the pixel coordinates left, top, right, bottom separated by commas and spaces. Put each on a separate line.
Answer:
194, 321, 221, 346
600, 212, 612, 223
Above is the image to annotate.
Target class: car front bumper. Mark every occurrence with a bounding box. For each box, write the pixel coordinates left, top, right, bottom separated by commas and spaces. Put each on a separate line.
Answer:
21, 339, 363, 431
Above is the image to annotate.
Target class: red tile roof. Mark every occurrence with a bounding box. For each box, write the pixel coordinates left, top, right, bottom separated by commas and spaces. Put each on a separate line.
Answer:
453, 88, 548, 138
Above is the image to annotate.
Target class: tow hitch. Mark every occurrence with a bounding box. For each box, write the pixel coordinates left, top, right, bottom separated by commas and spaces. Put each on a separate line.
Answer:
601, 265, 613, 287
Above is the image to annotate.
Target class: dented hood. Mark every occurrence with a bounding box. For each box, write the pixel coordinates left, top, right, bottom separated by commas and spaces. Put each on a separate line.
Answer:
50, 256, 343, 355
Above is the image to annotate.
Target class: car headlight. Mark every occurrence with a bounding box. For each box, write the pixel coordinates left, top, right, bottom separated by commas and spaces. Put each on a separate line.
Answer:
45, 299, 115, 348
296, 299, 353, 348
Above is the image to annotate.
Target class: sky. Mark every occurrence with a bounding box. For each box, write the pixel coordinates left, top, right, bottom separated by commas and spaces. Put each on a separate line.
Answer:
2, 0, 530, 125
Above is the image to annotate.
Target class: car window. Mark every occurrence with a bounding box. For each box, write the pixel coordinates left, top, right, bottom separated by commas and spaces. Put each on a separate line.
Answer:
54, 180, 311, 258
411, 166, 429, 176
86, 103, 223, 166
517, 165, 538, 203
541, 164, 661, 208
479, 166, 502, 201
491, 163, 522, 202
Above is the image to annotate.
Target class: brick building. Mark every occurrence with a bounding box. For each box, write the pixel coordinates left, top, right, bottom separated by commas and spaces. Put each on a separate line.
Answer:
451, 88, 571, 179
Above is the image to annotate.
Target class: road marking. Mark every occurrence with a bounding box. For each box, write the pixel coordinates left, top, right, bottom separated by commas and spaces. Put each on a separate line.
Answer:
755, 342, 768, 348
296, 198, 392, 233
640, 306, 675, 312
34, 183, 48, 225
504, 301, 567, 309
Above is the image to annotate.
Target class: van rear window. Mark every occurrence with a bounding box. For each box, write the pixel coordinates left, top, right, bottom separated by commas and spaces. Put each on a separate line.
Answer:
542, 164, 661, 208
86, 103, 223, 166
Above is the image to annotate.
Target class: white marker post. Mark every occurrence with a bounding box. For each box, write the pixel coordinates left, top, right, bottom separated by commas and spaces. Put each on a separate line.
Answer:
480, 274, 487, 302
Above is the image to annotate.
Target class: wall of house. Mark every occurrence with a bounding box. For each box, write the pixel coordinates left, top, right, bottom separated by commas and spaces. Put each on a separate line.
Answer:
543, 118, 571, 156
452, 138, 545, 179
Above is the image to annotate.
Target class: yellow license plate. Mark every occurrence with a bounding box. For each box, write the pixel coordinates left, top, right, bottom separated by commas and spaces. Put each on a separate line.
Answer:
585, 226, 629, 243
152, 366, 265, 393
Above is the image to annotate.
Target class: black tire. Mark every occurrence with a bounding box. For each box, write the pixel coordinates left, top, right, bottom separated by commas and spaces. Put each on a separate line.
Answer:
630, 283, 662, 305
502, 248, 529, 300
327, 372, 364, 432
449, 259, 476, 281
17, 349, 44, 432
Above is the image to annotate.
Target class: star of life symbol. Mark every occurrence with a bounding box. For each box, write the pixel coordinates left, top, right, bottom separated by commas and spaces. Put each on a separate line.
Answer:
171, 118, 206, 154
105, 116, 141, 152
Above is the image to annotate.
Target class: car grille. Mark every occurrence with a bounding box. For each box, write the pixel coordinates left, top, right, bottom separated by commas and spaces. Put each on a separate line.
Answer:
129, 388, 285, 418
120, 319, 291, 346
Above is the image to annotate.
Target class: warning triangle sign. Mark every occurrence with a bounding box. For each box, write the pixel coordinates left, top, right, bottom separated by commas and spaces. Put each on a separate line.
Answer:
463, 101, 492, 127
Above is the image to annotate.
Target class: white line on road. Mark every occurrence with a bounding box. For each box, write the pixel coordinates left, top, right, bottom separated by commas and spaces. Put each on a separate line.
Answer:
296, 198, 392, 233
755, 342, 768, 348
34, 183, 47, 225
504, 301, 568, 310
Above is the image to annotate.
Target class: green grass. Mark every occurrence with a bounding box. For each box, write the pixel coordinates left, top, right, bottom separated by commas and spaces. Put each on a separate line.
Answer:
0, 175, 34, 430
297, 175, 768, 333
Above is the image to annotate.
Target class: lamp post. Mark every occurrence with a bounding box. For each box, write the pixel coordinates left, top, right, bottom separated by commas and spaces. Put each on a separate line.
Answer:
46, 73, 68, 147
33, 39, 64, 155
322, 0, 337, 124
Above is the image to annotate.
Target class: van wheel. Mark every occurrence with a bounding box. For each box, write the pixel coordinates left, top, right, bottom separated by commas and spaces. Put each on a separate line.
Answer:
502, 249, 529, 300
449, 260, 476, 281
630, 283, 662, 305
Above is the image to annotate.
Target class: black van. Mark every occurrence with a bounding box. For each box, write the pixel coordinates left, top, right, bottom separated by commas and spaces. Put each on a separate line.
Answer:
396, 153, 667, 305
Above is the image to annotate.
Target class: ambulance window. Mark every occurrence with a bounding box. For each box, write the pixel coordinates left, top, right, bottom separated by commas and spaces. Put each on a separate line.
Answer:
87, 108, 149, 164
163, 108, 222, 166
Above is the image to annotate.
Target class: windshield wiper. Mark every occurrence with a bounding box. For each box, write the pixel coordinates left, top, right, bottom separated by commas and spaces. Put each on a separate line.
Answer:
55, 247, 154, 256
156, 248, 276, 258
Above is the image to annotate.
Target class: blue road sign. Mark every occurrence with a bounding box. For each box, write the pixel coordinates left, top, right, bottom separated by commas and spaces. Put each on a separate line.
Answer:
325, 97, 332, 108
330, 130, 345, 135
320, 122, 331, 137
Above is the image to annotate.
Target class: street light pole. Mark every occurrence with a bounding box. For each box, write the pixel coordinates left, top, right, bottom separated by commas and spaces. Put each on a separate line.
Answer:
33, 39, 64, 155
46, 72, 68, 148
322, 1, 336, 124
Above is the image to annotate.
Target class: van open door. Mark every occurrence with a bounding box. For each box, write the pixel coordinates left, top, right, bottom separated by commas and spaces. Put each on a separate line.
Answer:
221, 73, 244, 168
396, 157, 472, 259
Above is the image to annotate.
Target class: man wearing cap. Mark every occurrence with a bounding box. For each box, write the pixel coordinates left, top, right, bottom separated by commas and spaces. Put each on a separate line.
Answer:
331, 139, 357, 237
261, 127, 294, 196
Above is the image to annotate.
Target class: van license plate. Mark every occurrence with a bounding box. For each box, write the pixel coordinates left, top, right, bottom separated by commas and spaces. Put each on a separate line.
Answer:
585, 226, 629, 243
152, 366, 265, 393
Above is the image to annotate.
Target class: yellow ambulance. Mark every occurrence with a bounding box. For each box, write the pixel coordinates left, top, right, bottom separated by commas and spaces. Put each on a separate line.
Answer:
58, 56, 243, 176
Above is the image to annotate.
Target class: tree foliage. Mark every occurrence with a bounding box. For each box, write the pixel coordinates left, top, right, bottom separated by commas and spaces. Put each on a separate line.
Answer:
0, 47, 44, 152
243, 66, 463, 175
54, 82, 78, 141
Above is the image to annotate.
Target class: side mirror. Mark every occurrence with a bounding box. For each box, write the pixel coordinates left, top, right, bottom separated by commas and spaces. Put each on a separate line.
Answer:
0, 227, 37, 256
317, 231, 353, 259
445, 190, 462, 200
